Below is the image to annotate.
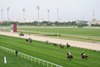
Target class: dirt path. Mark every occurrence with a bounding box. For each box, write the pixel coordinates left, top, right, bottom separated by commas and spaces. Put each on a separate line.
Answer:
0, 31, 100, 51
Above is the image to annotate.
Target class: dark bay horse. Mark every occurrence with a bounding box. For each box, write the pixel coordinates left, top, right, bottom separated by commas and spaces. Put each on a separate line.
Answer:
81, 54, 88, 59
26, 38, 32, 43
81, 53, 88, 60
60, 44, 64, 48
66, 43, 70, 48
67, 52, 73, 60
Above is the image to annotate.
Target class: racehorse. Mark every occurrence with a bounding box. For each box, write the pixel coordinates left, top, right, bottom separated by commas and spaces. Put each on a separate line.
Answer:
53, 43, 58, 46
26, 38, 32, 43
67, 52, 73, 60
66, 43, 70, 48
59, 44, 64, 48
29, 38, 32, 43
81, 54, 88, 60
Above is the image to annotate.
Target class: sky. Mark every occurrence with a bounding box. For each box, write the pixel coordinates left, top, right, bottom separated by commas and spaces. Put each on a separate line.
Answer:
0, 0, 100, 22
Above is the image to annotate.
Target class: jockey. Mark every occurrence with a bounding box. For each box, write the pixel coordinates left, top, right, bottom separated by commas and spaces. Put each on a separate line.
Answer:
67, 43, 69, 45
29, 37, 32, 41
68, 52, 72, 55
81, 52, 86, 56
83, 53, 86, 56
28, 37, 32, 43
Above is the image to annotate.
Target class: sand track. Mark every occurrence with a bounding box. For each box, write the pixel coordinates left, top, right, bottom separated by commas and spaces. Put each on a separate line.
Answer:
0, 31, 100, 51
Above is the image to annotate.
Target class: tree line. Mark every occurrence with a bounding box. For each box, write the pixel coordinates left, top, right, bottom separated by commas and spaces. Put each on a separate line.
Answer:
0, 21, 100, 27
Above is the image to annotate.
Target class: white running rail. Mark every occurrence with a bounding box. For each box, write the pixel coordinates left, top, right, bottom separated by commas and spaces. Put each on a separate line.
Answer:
0, 46, 63, 67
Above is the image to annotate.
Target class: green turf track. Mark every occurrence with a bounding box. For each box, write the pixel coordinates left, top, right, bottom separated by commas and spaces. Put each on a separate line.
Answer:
18, 27, 100, 36
0, 50, 45, 67
18, 27, 100, 42
0, 35, 100, 67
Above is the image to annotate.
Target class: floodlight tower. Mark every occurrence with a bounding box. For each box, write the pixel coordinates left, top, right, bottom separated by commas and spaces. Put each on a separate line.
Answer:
22, 8, 25, 22
93, 9, 95, 19
37, 6, 40, 22
47, 9, 50, 21
92, 9, 96, 22
57, 8, 59, 22
7, 7, 10, 21
1, 9, 3, 22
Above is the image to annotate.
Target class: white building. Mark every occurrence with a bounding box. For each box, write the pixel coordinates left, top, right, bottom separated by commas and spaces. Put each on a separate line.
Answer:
91, 18, 100, 24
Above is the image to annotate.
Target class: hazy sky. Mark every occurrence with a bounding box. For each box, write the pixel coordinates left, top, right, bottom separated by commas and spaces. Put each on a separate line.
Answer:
0, 0, 100, 22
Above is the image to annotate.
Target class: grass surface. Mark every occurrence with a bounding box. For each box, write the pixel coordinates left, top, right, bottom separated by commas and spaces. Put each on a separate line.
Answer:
0, 49, 44, 67
18, 27, 100, 42
0, 35, 100, 67
18, 27, 100, 36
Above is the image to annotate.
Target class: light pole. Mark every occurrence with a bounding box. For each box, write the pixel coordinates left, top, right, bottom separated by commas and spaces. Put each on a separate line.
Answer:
47, 9, 50, 21
37, 6, 40, 22
22, 8, 25, 22
1, 9, 3, 22
7, 7, 10, 21
93, 9, 95, 19
57, 8, 59, 22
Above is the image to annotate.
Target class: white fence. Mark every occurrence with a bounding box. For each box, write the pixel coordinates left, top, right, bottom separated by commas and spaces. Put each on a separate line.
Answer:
0, 46, 63, 67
